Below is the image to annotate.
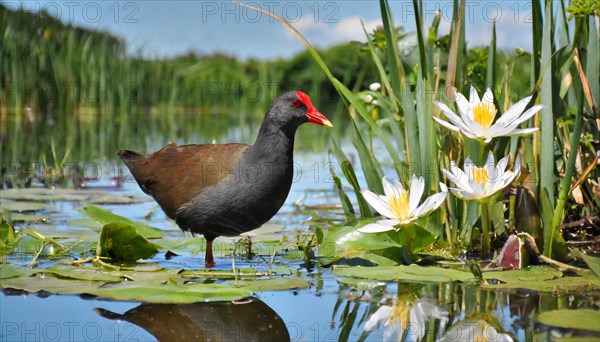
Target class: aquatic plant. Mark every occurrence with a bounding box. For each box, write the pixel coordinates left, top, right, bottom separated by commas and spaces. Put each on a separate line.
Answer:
260, 0, 599, 263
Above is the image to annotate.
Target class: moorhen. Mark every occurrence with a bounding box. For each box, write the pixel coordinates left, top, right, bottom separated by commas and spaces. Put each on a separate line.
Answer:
119, 91, 332, 267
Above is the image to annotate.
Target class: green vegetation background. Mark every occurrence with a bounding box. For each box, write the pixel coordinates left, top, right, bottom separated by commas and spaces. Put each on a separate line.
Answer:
1, 4, 531, 115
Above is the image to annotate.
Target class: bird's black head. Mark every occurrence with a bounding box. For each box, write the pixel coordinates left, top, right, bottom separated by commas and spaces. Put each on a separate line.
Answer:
266, 91, 333, 130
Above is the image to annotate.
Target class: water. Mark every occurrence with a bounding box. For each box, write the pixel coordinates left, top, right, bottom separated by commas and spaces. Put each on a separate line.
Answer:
1, 110, 599, 341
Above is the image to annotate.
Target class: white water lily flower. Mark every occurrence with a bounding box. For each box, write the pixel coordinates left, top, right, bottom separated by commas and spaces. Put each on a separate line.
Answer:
433, 86, 542, 143
359, 176, 448, 233
364, 299, 449, 342
443, 152, 520, 201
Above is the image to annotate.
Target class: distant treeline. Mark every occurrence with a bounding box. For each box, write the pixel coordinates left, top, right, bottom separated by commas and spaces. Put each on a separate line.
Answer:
0, 4, 531, 115
0, 4, 378, 114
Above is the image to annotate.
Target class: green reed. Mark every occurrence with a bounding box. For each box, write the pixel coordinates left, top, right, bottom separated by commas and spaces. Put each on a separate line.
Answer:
270, 0, 599, 259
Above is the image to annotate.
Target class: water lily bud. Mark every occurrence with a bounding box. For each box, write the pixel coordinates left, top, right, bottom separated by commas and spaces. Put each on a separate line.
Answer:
495, 234, 528, 270
364, 94, 374, 103
369, 82, 381, 91
514, 187, 542, 247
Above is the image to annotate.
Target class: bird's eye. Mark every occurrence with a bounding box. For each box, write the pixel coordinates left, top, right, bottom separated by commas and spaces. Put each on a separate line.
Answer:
291, 99, 302, 108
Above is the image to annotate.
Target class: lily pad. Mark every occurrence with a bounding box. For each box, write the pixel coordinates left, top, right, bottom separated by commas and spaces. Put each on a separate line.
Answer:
89, 195, 151, 205
228, 277, 311, 291
181, 268, 262, 280
484, 266, 563, 283
118, 267, 184, 283
93, 282, 251, 303
0, 269, 250, 303
333, 264, 475, 282
0, 264, 35, 279
9, 214, 49, 223
97, 222, 159, 261
0, 188, 150, 204
40, 265, 125, 282
0, 274, 103, 295
319, 221, 435, 265
537, 309, 600, 332
320, 221, 401, 259
27, 225, 100, 242
79, 205, 162, 238
156, 237, 206, 254
0, 201, 48, 212
67, 218, 103, 230
483, 267, 600, 292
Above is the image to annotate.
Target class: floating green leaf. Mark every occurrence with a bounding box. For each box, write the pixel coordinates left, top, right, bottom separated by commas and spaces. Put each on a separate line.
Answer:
66, 218, 103, 230
319, 221, 435, 264
0, 273, 251, 303
40, 265, 125, 282
80, 205, 162, 238
333, 264, 474, 282
319, 221, 401, 260
1, 201, 48, 212
484, 266, 562, 283
0, 274, 102, 295
228, 277, 311, 291
537, 309, 600, 332
0, 188, 150, 203
0, 263, 35, 280
483, 267, 600, 292
93, 283, 251, 303
89, 195, 151, 205
9, 214, 49, 223
97, 222, 159, 261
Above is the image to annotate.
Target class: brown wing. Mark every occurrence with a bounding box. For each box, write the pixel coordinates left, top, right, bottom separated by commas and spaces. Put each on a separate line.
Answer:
119, 143, 249, 219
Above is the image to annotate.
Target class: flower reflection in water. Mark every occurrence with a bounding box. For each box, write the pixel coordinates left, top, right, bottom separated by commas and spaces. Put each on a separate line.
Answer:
440, 319, 514, 342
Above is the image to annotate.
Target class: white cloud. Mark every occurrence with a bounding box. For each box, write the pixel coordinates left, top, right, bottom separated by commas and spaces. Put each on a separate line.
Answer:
436, 12, 532, 50
287, 16, 382, 47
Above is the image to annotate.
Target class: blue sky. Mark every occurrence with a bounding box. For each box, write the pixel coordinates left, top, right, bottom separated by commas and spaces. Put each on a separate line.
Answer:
4, 1, 534, 59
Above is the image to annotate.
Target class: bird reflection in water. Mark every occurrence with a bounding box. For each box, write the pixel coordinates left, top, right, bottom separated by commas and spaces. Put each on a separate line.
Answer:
96, 297, 289, 341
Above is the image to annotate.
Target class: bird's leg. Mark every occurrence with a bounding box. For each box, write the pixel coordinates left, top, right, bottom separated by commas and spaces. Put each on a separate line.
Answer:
204, 237, 216, 268
244, 235, 253, 259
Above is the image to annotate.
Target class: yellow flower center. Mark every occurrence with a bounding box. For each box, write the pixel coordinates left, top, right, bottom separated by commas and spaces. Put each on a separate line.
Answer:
388, 190, 410, 221
388, 301, 411, 329
472, 102, 497, 131
471, 167, 489, 185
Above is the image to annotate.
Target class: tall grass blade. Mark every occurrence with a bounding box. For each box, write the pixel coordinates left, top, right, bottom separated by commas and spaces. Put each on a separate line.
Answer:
378, 0, 420, 171
351, 120, 384, 194
412, 0, 429, 80
539, 0, 555, 250
331, 139, 373, 218
486, 21, 497, 89
415, 68, 433, 188
585, 17, 599, 107
361, 23, 398, 110
379, 0, 404, 97
330, 164, 357, 225
532, 0, 543, 79
446, 0, 465, 98
552, 52, 585, 240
